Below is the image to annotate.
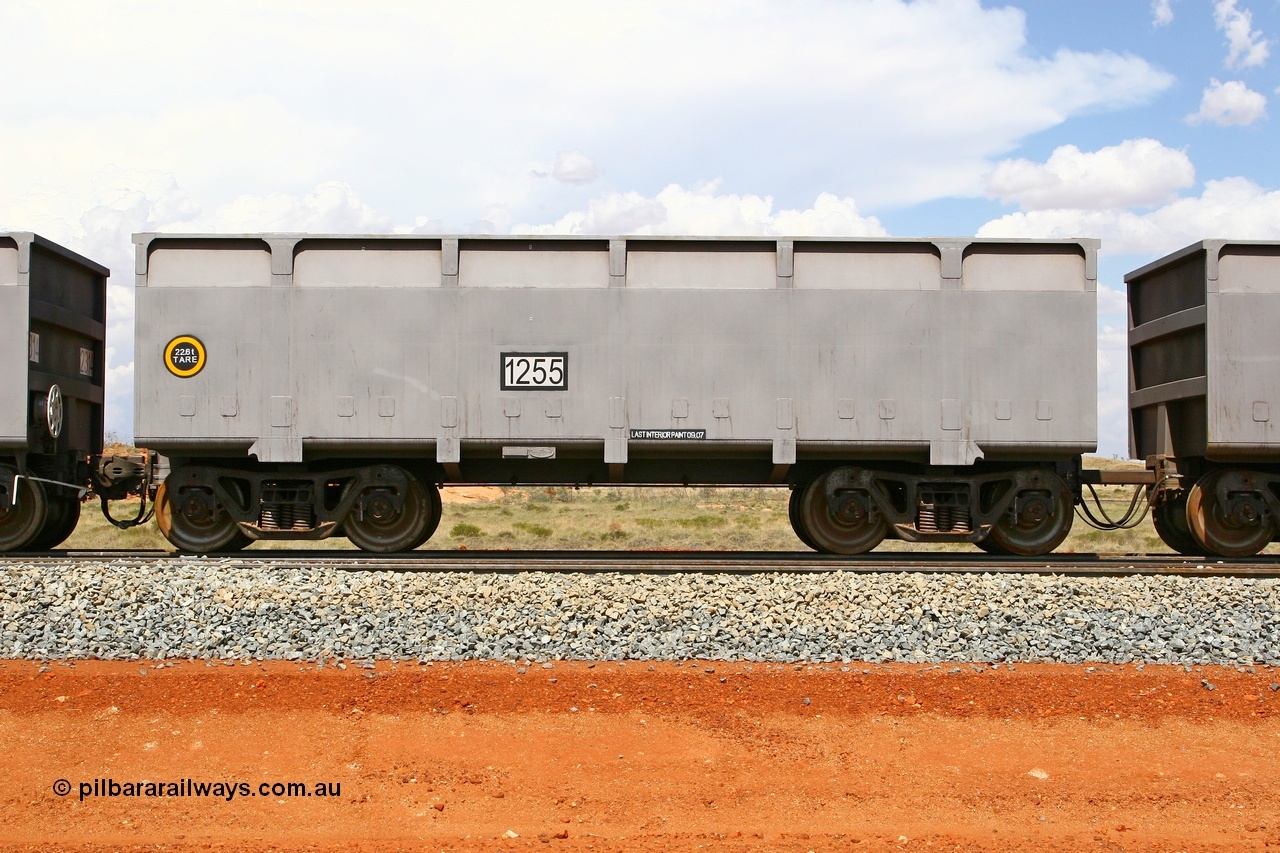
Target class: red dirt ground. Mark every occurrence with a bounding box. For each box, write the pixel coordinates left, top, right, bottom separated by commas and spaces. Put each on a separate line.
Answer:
1, 659, 1278, 851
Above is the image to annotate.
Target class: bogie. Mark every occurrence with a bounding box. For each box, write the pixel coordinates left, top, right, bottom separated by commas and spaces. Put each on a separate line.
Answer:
152, 463, 443, 554
790, 465, 1077, 557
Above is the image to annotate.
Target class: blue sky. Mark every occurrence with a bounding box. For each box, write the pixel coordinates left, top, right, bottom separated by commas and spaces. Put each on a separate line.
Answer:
2, 0, 1278, 457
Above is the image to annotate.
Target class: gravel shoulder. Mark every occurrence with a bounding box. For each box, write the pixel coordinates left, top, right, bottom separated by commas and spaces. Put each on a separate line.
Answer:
2, 659, 1278, 851
4, 562, 1279, 665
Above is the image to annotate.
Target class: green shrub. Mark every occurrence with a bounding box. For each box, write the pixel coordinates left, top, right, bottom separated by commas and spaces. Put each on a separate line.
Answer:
531, 487, 575, 503
675, 515, 728, 529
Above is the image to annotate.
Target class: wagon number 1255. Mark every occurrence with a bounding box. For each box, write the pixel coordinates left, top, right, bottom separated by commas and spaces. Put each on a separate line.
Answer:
501, 352, 568, 391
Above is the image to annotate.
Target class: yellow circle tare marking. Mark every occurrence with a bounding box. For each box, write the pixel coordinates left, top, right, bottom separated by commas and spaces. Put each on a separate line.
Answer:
164, 335, 206, 378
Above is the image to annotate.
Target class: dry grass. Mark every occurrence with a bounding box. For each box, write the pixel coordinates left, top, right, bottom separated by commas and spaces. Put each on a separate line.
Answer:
423, 481, 1179, 554
56, 457, 1278, 555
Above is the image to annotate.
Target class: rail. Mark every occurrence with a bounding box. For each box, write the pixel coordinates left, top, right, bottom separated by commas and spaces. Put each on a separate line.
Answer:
7, 549, 1280, 577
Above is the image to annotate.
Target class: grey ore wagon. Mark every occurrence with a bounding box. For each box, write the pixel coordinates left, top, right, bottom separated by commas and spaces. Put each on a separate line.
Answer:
0, 233, 106, 549
1128, 240, 1280, 556
134, 234, 1098, 555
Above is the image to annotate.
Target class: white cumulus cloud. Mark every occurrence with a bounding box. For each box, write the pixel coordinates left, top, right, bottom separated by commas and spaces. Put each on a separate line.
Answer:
1215, 0, 1270, 69
985, 139, 1195, 211
1187, 78, 1268, 125
1152, 0, 1174, 26
202, 183, 394, 234
978, 176, 1280, 255
0, 1, 1175, 221
0, 96, 363, 212
513, 184, 887, 237
551, 151, 599, 185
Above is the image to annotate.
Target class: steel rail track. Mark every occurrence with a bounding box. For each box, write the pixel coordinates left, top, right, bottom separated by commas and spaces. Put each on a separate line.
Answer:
5, 549, 1280, 577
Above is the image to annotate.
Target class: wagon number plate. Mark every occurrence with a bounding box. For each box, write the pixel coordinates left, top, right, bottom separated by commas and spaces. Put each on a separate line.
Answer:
501, 352, 568, 391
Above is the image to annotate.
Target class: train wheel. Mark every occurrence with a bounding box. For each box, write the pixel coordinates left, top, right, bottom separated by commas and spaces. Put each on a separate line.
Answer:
797, 470, 887, 555
27, 493, 82, 550
1185, 470, 1275, 558
788, 486, 820, 550
345, 470, 436, 553
404, 483, 443, 550
985, 472, 1073, 557
155, 479, 252, 553
0, 478, 49, 551
1151, 490, 1200, 556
